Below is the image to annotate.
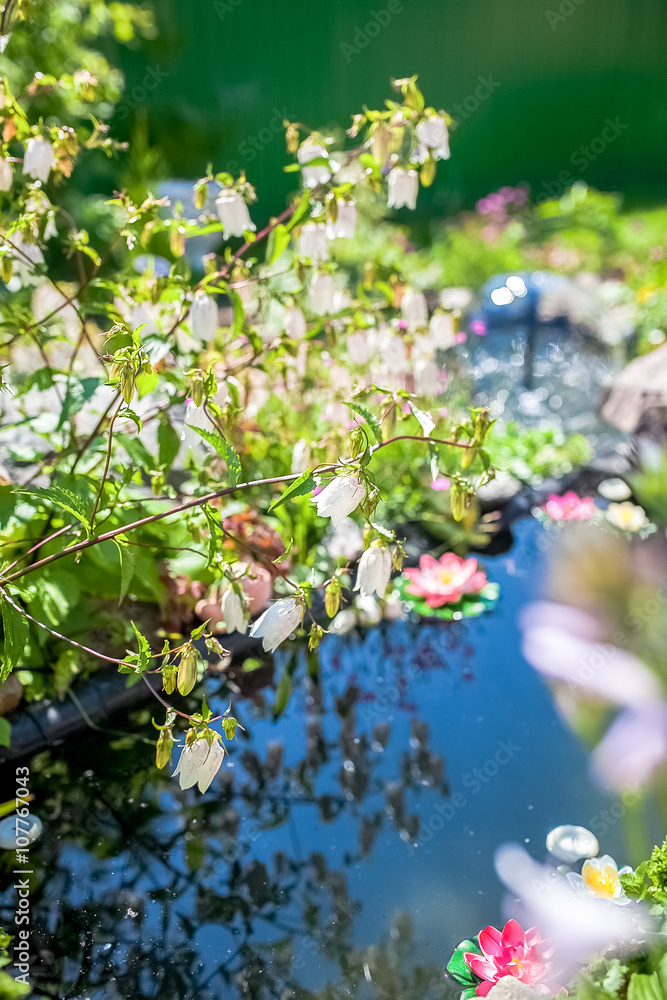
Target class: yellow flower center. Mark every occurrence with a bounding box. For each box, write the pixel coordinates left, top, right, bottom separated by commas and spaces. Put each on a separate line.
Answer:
582, 862, 619, 898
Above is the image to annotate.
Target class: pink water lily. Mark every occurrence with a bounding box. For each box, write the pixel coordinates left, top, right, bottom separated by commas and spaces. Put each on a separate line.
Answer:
404, 552, 487, 607
542, 492, 597, 521
464, 919, 557, 997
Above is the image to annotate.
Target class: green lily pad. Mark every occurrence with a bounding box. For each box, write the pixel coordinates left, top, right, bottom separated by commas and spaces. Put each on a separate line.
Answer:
394, 576, 499, 620
447, 938, 482, 987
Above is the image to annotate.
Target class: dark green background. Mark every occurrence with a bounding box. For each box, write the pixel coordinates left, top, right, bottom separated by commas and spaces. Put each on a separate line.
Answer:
114, 0, 667, 216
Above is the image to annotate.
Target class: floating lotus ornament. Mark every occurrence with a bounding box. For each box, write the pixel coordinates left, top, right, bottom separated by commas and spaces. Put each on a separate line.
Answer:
536, 492, 597, 523
567, 855, 632, 906
447, 919, 563, 998
546, 825, 599, 864
394, 552, 499, 620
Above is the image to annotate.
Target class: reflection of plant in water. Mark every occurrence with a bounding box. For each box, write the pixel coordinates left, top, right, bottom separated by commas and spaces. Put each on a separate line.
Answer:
0, 665, 449, 998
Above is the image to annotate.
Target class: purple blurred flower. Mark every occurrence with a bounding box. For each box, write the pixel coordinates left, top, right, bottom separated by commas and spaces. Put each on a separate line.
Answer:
430, 477, 451, 491
471, 319, 487, 336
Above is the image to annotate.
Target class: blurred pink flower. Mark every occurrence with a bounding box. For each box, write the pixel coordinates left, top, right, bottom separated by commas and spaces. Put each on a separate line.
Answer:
464, 920, 557, 997
430, 477, 451, 491
542, 492, 597, 521
404, 553, 487, 607
471, 319, 487, 336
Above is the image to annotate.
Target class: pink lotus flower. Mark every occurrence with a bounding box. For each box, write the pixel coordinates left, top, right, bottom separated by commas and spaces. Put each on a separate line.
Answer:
404, 553, 487, 607
464, 919, 556, 996
542, 492, 597, 521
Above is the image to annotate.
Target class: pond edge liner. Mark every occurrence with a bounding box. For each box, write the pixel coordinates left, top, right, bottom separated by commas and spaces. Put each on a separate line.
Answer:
0, 458, 626, 764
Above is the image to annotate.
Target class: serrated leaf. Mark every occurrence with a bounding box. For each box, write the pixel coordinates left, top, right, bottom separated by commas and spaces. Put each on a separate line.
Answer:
0, 595, 29, 681
191, 426, 242, 486
203, 503, 224, 568
344, 402, 383, 444
16, 486, 91, 536
268, 469, 315, 513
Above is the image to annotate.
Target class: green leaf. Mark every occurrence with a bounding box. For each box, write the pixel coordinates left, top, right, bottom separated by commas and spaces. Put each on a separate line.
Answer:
113, 536, 137, 604
0, 718, 10, 748
135, 369, 159, 398
408, 401, 435, 437
16, 485, 91, 535
286, 190, 312, 230
273, 665, 292, 719
266, 223, 291, 265
0, 595, 29, 681
157, 417, 180, 470
628, 973, 663, 1000
202, 503, 224, 568
268, 469, 315, 513
117, 432, 155, 472
447, 940, 481, 988
344, 402, 383, 444
57, 377, 100, 431
228, 288, 245, 336
190, 426, 242, 486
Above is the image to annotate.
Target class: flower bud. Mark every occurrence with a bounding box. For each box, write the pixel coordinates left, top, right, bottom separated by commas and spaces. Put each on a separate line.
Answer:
349, 427, 366, 459
449, 481, 467, 522
324, 579, 341, 618
120, 368, 135, 404
308, 623, 324, 651
177, 646, 198, 696
156, 728, 174, 769
162, 664, 177, 695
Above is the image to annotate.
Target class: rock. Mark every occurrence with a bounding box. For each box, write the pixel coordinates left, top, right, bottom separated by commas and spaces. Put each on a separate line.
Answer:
487, 978, 542, 1000
0, 674, 23, 716
601, 343, 667, 433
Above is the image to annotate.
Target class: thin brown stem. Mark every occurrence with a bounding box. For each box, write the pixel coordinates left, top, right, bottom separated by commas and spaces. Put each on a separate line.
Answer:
90, 398, 123, 530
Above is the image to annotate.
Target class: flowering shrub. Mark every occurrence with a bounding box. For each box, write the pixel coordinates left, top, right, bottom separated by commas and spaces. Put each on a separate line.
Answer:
0, 2, 502, 786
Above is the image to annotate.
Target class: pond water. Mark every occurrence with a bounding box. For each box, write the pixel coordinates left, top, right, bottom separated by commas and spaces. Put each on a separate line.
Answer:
0, 517, 639, 999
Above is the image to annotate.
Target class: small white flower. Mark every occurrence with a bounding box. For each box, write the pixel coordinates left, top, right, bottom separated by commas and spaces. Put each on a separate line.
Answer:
291, 438, 311, 475
313, 475, 365, 527
309, 272, 335, 315
24, 137, 54, 183
327, 200, 357, 240
429, 311, 455, 348
333, 156, 366, 186
355, 544, 393, 598
173, 737, 224, 793
356, 594, 382, 626
401, 288, 428, 329
250, 597, 303, 652
221, 588, 248, 634
326, 516, 364, 562
285, 305, 307, 339
331, 608, 358, 635
387, 168, 418, 210
299, 222, 329, 262
215, 188, 256, 238
190, 291, 218, 344
416, 116, 450, 161
0, 157, 12, 192
297, 140, 331, 188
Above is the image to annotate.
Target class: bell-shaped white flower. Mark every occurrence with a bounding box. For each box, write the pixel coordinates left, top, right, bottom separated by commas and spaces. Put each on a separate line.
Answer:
221, 587, 248, 634
0, 157, 12, 192
285, 305, 307, 339
356, 594, 382, 626
309, 272, 335, 315
401, 288, 428, 330
9, 234, 44, 270
347, 330, 369, 365
355, 544, 393, 598
190, 290, 218, 344
327, 200, 357, 240
297, 140, 331, 188
313, 474, 365, 527
429, 311, 455, 348
215, 188, 256, 238
24, 138, 55, 183
299, 222, 329, 262
387, 168, 418, 210
416, 116, 450, 161
414, 358, 439, 396
333, 156, 366, 186
250, 597, 303, 652
173, 737, 224, 793
291, 438, 311, 474
326, 516, 364, 562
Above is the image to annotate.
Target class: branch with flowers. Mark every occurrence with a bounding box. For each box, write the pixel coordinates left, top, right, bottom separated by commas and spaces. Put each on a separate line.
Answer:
0, 10, 499, 792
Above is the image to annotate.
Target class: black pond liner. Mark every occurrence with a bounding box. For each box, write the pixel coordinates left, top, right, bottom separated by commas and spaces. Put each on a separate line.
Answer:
0, 458, 627, 764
